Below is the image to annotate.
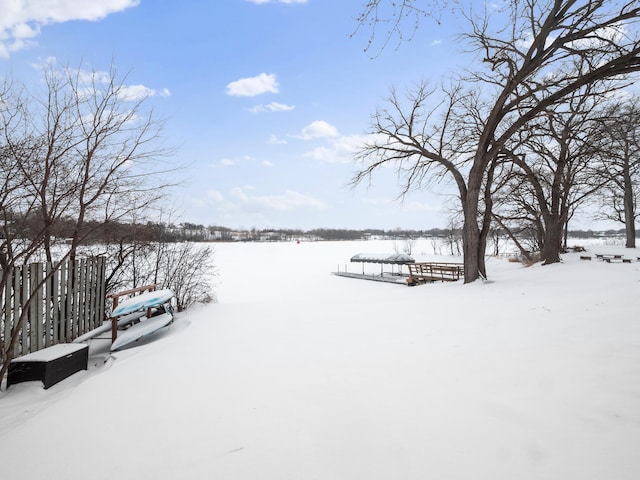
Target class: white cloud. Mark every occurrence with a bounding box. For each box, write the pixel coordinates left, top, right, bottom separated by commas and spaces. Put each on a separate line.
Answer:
258, 190, 324, 212
303, 145, 334, 162
102, 82, 169, 101
230, 186, 251, 203
568, 23, 626, 50
32, 60, 171, 102
206, 189, 224, 202
12, 22, 39, 40
360, 196, 441, 214
0, 0, 140, 58
249, 102, 295, 113
401, 200, 443, 212
226, 73, 279, 97
212, 155, 274, 168
431, 40, 442, 46
253, 190, 326, 212
74, 67, 112, 84
303, 134, 370, 163
268, 134, 287, 145
245, 0, 308, 4
517, 32, 556, 50
117, 84, 156, 101
296, 120, 339, 140
361, 197, 393, 207
223, 186, 325, 213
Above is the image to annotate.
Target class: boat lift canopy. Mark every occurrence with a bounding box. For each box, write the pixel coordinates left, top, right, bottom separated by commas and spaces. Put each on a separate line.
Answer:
350, 253, 415, 264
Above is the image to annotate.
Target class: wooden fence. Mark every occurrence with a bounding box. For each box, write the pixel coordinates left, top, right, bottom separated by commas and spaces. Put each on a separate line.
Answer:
1, 257, 106, 357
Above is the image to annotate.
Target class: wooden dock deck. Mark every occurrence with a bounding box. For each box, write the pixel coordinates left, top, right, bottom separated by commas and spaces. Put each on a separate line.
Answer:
332, 271, 408, 285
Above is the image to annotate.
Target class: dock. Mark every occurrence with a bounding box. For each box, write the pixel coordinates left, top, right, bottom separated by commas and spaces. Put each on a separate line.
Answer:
332, 271, 408, 285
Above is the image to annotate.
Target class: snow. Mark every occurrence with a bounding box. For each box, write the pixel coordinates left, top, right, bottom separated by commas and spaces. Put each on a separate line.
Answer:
111, 288, 175, 317
110, 312, 174, 351
350, 252, 415, 263
1, 239, 640, 479
8, 343, 87, 362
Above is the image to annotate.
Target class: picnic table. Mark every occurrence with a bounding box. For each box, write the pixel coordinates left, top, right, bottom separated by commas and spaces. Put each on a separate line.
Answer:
407, 262, 464, 285
595, 254, 631, 263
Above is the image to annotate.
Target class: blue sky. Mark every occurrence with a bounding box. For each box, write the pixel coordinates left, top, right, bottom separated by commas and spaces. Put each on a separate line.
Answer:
0, 1, 523, 230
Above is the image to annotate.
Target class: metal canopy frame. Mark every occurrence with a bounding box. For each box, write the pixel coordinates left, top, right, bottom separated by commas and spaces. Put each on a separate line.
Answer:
349, 253, 415, 275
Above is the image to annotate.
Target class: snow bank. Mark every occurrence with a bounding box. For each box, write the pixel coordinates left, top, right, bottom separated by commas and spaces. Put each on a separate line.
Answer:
1, 240, 639, 480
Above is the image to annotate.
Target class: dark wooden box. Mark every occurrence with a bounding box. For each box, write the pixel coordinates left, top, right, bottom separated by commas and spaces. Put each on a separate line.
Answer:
8, 343, 89, 389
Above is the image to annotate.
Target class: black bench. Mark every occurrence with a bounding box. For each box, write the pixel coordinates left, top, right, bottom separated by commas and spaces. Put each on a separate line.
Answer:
8, 343, 89, 389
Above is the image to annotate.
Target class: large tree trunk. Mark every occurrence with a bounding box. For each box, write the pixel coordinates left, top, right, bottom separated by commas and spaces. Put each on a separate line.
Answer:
542, 215, 563, 265
625, 213, 636, 248
462, 176, 485, 283
462, 218, 482, 283
623, 164, 636, 248
478, 227, 489, 278
541, 153, 567, 265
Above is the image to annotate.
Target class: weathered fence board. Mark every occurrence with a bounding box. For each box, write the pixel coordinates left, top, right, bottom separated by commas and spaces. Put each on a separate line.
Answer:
31, 263, 43, 352
20, 266, 28, 356
3, 270, 11, 353
1, 257, 106, 357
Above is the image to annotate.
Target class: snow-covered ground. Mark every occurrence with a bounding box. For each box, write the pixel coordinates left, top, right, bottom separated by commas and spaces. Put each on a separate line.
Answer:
1, 239, 639, 480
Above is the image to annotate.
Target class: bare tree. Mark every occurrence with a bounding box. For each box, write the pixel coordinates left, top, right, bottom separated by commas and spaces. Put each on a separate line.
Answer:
1, 62, 174, 260
594, 97, 640, 247
500, 86, 608, 264
0, 61, 176, 385
151, 242, 217, 312
352, 0, 449, 56
354, 0, 640, 282
95, 238, 217, 315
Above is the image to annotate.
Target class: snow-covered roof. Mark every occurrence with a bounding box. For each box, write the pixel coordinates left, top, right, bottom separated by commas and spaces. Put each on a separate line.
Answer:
350, 253, 415, 264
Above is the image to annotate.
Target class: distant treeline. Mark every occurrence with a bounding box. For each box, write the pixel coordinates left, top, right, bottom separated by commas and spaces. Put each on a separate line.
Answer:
201, 226, 634, 242
7, 216, 630, 244
103, 223, 638, 243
